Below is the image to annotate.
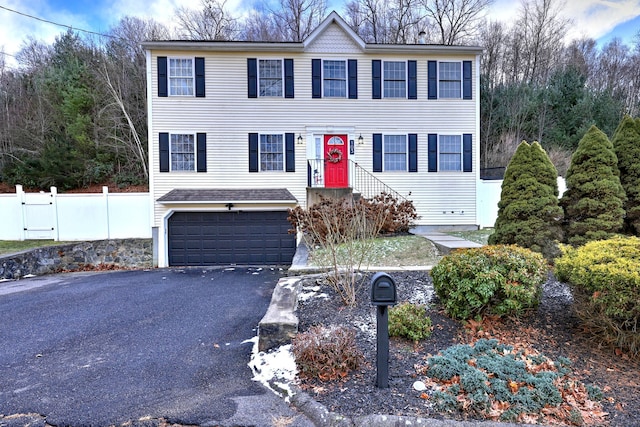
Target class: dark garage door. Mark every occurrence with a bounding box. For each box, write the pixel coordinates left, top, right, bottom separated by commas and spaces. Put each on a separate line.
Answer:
168, 211, 296, 266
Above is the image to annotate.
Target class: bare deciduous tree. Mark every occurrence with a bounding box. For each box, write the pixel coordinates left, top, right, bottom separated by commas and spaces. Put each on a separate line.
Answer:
175, 0, 238, 40
421, 0, 493, 45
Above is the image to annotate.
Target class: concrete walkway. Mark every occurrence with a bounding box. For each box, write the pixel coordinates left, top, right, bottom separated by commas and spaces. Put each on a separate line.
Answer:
410, 228, 484, 254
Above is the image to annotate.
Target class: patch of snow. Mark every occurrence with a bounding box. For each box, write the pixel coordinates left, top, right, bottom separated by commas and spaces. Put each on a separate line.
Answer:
224, 267, 235, 271
406, 285, 434, 306
246, 337, 298, 402
22, 274, 37, 278
0, 278, 13, 283
352, 318, 376, 338
298, 291, 328, 302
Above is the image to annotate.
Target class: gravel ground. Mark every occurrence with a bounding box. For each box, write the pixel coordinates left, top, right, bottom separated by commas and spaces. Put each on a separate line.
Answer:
295, 271, 640, 426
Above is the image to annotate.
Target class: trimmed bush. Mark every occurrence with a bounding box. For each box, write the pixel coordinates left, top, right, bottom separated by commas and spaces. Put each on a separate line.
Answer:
292, 325, 364, 381
612, 115, 640, 235
430, 245, 547, 320
560, 125, 626, 246
554, 236, 640, 356
489, 141, 563, 258
389, 302, 432, 341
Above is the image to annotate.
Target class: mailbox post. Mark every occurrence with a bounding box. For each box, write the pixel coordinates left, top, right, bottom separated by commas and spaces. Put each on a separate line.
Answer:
370, 272, 397, 388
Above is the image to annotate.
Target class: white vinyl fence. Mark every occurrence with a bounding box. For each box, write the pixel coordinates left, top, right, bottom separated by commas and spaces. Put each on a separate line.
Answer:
0, 179, 566, 241
477, 177, 566, 229
0, 185, 151, 241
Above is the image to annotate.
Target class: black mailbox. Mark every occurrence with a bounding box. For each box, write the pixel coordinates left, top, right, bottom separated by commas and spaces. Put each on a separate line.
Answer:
371, 272, 397, 306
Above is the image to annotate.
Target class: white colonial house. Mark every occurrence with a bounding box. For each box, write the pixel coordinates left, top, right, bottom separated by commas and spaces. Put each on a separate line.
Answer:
143, 11, 482, 267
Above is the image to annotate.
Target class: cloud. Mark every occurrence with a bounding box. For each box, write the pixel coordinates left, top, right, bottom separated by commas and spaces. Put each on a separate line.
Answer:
562, 0, 640, 40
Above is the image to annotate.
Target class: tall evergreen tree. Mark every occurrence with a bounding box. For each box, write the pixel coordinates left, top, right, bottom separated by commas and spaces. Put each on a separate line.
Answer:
560, 125, 626, 246
489, 141, 563, 257
612, 115, 640, 234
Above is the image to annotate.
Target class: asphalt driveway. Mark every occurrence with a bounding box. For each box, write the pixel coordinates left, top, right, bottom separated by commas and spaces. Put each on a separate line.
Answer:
0, 267, 302, 426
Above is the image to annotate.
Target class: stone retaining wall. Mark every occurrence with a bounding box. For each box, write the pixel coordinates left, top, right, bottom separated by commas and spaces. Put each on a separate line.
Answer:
0, 239, 153, 279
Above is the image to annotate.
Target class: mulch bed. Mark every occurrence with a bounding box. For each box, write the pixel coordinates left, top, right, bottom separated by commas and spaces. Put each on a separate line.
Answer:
295, 271, 640, 426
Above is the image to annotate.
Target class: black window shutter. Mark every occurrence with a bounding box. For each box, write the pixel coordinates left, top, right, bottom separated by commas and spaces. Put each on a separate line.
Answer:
285, 133, 295, 172
372, 60, 381, 99
463, 134, 472, 172
408, 60, 417, 99
373, 133, 383, 172
312, 59, 322, 98
348, 59, 358, 99
159, 132, 169, 172
197, 133, 207, 172
285, 59, 294, 98
247, 58, 257, 98
249, 133, 259, 172
158, 57, 168, 97
428, 60, 437, 100
408, 134, 418, 172
195, 57, 205, 97
428, 133, 438, 172
463, 60, 472, 100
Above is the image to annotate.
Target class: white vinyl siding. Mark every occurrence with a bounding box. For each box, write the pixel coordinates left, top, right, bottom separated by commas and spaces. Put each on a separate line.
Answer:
169, 58, 194, 96
149, 49, 478, 230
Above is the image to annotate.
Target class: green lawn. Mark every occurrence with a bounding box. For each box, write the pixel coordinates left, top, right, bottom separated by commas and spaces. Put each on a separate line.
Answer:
0, 240, 71, 256
308, 235, 442, 267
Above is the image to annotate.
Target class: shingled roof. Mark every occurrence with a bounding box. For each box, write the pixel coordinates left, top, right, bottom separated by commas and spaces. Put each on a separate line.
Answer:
157, 188, 298, 204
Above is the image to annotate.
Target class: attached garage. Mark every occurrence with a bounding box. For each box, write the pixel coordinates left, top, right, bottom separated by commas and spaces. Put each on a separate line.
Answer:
158, 189, 298, 267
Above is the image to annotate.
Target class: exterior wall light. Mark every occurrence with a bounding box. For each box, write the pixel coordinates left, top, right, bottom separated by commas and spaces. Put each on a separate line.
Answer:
358, 134, 364, 145
297, 134, 303, 145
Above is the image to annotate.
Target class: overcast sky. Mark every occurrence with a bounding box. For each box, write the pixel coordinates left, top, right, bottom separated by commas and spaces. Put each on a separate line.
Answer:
1, 0, 639, 68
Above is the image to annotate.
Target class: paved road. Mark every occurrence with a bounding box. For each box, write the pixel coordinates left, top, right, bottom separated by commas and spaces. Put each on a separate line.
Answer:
0, 267, 302, 426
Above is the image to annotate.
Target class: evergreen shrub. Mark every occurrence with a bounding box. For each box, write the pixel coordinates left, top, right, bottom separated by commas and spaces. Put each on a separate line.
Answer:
430, 245, 547, 320
488, 141, 563, 259
612, 115, 640, 234
555, 236, 640, 356
560, 125, 626, 246
388, 302, 433, 341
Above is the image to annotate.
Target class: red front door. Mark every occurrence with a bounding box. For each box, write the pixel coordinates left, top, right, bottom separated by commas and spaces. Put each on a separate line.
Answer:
324, 135, 349, 188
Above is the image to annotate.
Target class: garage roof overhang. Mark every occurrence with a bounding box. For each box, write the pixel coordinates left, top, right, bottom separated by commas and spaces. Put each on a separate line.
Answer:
157, 188, 298, 205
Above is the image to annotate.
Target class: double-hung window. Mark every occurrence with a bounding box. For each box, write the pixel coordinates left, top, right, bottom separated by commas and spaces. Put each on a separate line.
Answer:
260, 134, 284, 171
169, 58, 194, 96
323, 60, 347, 97
170, 134, 195, 171
384, 135, 407, 171
383, 61, 406, 98
438, 62, 462, 98
259, 59, 283, 97
439, 135, 462, 171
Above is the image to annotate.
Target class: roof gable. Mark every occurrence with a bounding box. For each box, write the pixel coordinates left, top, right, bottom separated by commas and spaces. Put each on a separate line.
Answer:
304, 11, 365, 52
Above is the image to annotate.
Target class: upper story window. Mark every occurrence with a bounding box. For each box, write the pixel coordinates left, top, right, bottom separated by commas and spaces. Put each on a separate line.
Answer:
439, 62, 461, 99
248, 58, 294, 98
260, 134, 284, 171
323, 60, 347, 97
170, 134, 195, 171
158, 56, 204, 98
259, 59, 283, 97
383, 61, 406, 98
384, 134, 407, 171
169, 58, 194, 96
313, 59, 357, 99
428, 60, 472, 100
